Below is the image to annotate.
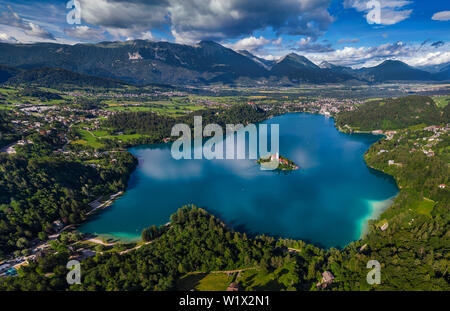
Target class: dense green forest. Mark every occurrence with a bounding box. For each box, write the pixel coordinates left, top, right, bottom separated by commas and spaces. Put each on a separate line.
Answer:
329, 96, 449, 290
0, 206, 325, 291
0, 94, 448, 291
7, 67, 125, 89
102, 103, 270, 146
104, 103, 269, 136
336, 96, 444, 130
0, 65, 126, 89
0, 65, 19, 84
0, 111, 19, 148
0, 103, 269, 260
19, 88, 63, 101
0, 143, 137, 257
327, 130, 449, 290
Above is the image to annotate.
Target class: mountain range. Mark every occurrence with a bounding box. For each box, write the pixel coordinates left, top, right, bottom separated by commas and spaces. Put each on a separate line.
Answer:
0, 40, 448, 86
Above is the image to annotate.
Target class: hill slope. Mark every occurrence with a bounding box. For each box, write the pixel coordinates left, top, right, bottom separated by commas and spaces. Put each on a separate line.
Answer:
0, 41, 446, 85
270, 53, 355, 83
6, 67, 125, 88
0, 65, 20, 83
0, 40, 266, 85
336, 95, 443, 130
358, 60, 435, 82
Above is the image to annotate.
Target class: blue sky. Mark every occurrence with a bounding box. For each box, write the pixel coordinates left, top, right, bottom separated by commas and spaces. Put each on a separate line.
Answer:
0, 0, 449, 68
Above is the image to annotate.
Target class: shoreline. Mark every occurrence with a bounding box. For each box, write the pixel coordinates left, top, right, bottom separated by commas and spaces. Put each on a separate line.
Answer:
358, 196, 397, 239
334, 118, 400, 240
86, 191, 124, 216
80, 112, 401, 249
59, 191, 126, 238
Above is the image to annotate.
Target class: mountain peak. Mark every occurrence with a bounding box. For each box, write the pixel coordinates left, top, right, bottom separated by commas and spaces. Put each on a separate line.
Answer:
199, 40, 221, 46
285, 52, 306, 60
277, 53, 318, 68
378, 59, 408, 67
363, 59, 434, 82
0, 40, 443, 85
319, 61, 335, 69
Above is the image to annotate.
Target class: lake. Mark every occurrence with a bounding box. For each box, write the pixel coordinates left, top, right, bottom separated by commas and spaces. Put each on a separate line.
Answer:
79, 113, 398, 248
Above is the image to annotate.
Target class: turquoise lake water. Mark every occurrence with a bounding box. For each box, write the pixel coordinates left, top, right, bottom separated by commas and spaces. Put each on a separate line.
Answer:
79, 113, 398, 248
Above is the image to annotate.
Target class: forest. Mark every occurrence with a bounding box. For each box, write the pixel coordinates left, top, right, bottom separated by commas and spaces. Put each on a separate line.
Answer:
0, 142, 137, 258
0, 206, 325, 291
326, 130, 449, 290
0, 94, 448, 291
104, 103, 269, 139
336, 96, 444, 130
0, 111, 19, 148
328, 96, 449, 290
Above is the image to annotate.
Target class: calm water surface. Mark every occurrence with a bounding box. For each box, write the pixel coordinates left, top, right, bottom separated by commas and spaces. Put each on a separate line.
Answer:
79, 113, 398, 248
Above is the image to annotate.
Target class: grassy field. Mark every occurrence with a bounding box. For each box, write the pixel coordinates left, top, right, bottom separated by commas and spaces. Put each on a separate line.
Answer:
412, 197, 436, 216
432, 96, 450, 108
0, 87, 68, 106
72, 129, 105, 148
72, 127, 149, 148
238, 266, 297, 291
106, 133, 146, 142
91, 129, 148, 142
71, 126, 105, 148
176, 273, 234, 291
106, 106, 156, 112
105, 103, 203, 116
103, 98, 205, 116
365, 98, 384, 103
176, 264, 298, 291
0, 104, 15, 110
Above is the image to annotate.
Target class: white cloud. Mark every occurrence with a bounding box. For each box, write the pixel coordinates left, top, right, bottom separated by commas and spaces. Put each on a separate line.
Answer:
431, 11, 450, 21
344, 0, 412, 25
25, 22, 54, 39
257, 54, 279, 61
307, 42, 410, 67
337, 38, 360, 44
225, 36, 271, 53
170, 0, 334, 44
64, 26, 105, 41
77, 0, 333, 44
0, 6, 55, 40
297, 40, 450, 68
272, 37, 283, 46
122, 31, 157, 42
0, 24, 77, 45
140, 31, 154, 41
0, 32, 17, 43
78, 0, 168, 39
406, 51, 450, 67
292, 36, 334, 53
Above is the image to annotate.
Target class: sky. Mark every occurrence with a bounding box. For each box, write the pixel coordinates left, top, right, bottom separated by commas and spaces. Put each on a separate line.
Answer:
0, 0, 449, 68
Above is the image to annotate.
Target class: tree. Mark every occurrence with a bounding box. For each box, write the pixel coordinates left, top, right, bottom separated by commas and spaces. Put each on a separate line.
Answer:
38, 232, 48, 241
16, 237, 28, 249
141, 228, 152, 242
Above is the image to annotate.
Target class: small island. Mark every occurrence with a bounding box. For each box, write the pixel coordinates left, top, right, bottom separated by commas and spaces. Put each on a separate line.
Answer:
257, 152, 299, 171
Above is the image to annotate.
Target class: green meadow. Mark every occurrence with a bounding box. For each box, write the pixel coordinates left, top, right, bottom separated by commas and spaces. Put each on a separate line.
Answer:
412, 198, 436, 216
432, 96, 450, 108
72, 127, 150, 149
176, 273, 234, 291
